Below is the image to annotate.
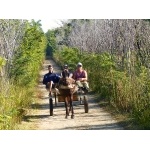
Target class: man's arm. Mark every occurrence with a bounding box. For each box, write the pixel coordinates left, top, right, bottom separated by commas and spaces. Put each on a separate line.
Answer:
43, 75, 47, 85
72, 72, 76, 80
83, 70, 88, 81
77, 70, 88, 82
69, 72, 73, 78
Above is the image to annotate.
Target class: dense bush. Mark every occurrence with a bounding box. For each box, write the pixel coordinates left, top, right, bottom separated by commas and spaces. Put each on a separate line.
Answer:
53, 46, 150, 129
49, 19, 150, 129
0, 20, 47, 129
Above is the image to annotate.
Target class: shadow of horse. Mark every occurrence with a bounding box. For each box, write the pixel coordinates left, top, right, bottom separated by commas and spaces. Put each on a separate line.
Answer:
58, 70, 78, 119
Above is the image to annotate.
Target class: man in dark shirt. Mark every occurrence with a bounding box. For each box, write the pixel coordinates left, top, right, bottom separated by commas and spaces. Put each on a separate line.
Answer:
43, 65, 60, 95
43, 65, 53, 86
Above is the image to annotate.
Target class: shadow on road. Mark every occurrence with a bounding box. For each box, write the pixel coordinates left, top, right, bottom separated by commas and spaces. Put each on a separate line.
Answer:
23, 114, 50, 122
58, 122, 125, 130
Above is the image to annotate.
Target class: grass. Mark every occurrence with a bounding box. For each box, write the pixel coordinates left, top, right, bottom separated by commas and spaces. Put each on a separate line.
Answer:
96, 97, 135, 130
17, 88, 45, 130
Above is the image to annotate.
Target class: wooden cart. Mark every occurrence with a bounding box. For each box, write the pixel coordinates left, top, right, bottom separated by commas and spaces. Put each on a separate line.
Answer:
49, 87, 89, 116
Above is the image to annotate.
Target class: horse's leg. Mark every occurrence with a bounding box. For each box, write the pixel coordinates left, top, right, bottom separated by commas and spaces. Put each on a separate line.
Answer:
65, 96, 69, 119
70, 94, 74, 119
67, 96, 70, 116
69, 96, 71, 112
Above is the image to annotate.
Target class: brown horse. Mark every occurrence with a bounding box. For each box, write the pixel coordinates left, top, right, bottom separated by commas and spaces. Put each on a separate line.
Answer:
58, 70, 77, 119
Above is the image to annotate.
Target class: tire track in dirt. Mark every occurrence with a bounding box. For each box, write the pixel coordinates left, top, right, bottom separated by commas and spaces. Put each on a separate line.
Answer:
19, 57, 124, 130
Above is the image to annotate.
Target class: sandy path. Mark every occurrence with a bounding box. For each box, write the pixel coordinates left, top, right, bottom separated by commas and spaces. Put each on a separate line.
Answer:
19, 58, 123, 130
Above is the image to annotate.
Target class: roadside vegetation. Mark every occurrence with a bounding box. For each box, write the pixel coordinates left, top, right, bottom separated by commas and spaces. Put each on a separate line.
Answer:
0, 20, 47, 129
46, 19, 150, 129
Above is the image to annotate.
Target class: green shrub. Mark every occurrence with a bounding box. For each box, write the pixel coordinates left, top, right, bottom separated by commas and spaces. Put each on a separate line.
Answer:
52, 47, 150, 129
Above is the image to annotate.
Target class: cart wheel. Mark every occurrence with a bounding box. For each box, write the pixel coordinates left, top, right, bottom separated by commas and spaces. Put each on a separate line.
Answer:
83, 95, 88, 113
79, 97, 82, 105
49, 97, 53, 116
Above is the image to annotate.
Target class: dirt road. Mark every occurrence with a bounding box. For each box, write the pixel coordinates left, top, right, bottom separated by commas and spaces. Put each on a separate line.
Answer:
19, 58, 123, 130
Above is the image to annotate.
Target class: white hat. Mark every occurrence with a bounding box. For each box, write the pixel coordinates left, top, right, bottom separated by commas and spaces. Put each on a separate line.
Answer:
77, 62, 82, 66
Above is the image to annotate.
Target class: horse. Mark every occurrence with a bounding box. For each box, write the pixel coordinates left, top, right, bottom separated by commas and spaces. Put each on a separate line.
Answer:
58, 70, 77, 119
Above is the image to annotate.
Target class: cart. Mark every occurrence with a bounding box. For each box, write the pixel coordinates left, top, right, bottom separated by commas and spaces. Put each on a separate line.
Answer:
49, 87, 89, 116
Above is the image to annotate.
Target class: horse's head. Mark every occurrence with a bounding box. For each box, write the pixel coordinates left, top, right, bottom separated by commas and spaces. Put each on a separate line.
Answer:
59, 77, 75, 86
59, 71, 73, 85
62, 70, 69, 78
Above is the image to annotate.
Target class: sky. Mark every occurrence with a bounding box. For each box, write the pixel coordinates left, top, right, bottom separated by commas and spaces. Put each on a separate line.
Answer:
40, 19, 66, 33
41, 19, 61, 32
30, 19, 64, 33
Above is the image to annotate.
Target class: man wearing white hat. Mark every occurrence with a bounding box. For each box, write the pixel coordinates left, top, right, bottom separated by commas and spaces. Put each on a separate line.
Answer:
73, 62, 89, 92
